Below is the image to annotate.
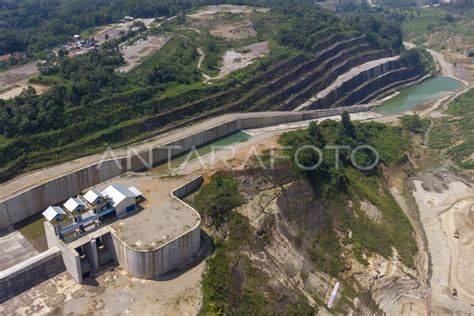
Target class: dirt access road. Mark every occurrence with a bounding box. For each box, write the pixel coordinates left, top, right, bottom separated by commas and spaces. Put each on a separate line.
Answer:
0, 62, 39, 100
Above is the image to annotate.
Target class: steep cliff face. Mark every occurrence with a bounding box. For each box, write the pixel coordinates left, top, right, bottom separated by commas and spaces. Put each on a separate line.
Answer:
194, 163, 425, 314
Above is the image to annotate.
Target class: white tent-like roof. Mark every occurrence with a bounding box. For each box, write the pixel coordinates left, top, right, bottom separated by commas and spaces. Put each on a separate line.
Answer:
83, 189, 103, 204
42, 206, 66, 222
128, 186, 143, 198
63, 197, 86, 213
102, 184, 136, 207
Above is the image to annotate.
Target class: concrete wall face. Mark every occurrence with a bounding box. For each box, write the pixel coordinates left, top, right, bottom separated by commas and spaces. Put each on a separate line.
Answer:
0, 106, 372, 230
0, 248, 65, 301
108, 177, 203, 279
110, 226, 201, 279
59, 244, 82, 283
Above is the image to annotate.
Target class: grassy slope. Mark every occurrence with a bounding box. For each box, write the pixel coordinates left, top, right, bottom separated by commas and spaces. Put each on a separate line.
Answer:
429, 88, 474, 169
400, 7, 474, 53
194, 119, 418, 314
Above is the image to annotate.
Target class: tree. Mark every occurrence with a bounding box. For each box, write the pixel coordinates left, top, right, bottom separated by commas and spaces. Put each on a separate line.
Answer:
340, 111, 357, 139
308, 121, 326, 149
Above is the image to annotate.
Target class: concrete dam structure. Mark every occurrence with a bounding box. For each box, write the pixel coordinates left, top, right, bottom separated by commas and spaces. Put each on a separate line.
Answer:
43, 174, 203, 283
0, 175, 203, 299
0, 105, 374, 231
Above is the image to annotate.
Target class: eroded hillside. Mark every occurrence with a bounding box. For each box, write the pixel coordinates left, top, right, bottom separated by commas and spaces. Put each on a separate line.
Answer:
190, 117, 427, 314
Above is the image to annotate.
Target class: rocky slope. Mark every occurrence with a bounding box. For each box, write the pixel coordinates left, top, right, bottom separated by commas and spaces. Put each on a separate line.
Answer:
194, 161, 426, 314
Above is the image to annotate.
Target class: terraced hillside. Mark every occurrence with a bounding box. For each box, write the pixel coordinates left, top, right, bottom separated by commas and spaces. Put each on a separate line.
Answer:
0, 1, 430, 182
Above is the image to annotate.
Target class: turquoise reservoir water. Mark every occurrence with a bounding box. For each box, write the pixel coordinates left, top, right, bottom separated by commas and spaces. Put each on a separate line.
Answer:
150, 131, 251, 173
375, 76, 464, 115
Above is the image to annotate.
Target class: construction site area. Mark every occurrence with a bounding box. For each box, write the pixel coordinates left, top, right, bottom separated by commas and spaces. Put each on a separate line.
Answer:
0, 3, 473, 314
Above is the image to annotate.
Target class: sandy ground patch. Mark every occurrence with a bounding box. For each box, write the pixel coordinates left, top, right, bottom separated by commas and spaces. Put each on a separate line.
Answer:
202, 41, 269, 81
186, 5, 269, 19
210, 20, 257, 40
0, 62, 39, 100
0, 83, 26, 100
94, 18, 156, 44
187, 5, 267, 41
117, 35, 172, 72
412, 171, 474, 314
30, 83, 49, 95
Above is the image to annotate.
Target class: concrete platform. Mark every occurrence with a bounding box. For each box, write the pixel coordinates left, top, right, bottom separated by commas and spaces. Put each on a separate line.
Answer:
92, 174, 200, 250
0, 228, 38, 271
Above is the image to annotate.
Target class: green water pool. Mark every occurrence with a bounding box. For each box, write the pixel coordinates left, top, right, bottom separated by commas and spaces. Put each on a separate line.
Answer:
15, 131, 251, 248
150, 130, 251, 173
375, 76, 465, 116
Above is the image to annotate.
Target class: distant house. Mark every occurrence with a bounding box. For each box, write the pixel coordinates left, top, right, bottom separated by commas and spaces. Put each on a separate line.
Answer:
73, 34, 80, 40
124, 16, 134, 21
0, 54, 12, 62
63, 197, 86, 214
42, 206, 67, 223
102, 184, 141, 217
0, 52, 26, 64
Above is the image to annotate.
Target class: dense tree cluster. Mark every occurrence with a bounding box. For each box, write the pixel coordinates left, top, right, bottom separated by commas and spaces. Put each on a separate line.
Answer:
279, 112, 408, 193
342, 13, 403, 53
0, 47, 124, 137
0, 0, 178, 55
0, 0, 416, 182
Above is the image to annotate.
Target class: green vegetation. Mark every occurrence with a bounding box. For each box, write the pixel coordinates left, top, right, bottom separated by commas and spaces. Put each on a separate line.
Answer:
194, 175, 315, 315
193, 175, 245, 227
376, 6, 474, 54
280, 113, 417, 269
194, 114, 418, 314
0, 0, 184, 56
130, 36, 201, 88
0, 0, 417, 183
345, 169, 417, 267
400, 47, 436, 73
400, 114, 430, 134
429, 88, 474, 169
341, 13, 403, 53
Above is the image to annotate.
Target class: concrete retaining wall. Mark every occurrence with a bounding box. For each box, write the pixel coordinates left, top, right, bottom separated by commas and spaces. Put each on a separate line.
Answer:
0, 105, 372, 230
307, 59, 402, 110
110, 177, 203, 279
0, 247, 65, 302
337, 68, 423, 107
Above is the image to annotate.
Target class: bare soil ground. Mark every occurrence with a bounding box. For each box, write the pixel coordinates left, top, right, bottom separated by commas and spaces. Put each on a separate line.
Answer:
0, 62, 39, 100
117, 35, 172, 73
210, 20, 257, 40
94, 18, 156, 44
412, 171, 474, 314
186, 5, 269, 18
187, 5, 267, 41
205, 41, 269, 81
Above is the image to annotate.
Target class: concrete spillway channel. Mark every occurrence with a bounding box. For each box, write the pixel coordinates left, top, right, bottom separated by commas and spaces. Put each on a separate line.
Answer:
0, 105, 374, 231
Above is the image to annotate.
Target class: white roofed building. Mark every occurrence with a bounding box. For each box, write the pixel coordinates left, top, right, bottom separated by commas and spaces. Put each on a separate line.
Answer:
102, 184, 140, 217
83, 189, 103, 205
42, 206, 67, 223
63, 197, 86, 214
